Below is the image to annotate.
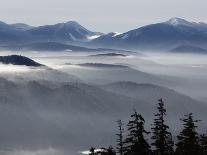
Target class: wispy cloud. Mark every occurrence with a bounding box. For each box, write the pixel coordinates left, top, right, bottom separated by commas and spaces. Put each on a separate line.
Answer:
0, 148, 68, 155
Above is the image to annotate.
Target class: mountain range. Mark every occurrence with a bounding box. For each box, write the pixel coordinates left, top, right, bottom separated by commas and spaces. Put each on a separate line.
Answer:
0, 18, 207, 52
0, 21, 101, 44
90, 18, 207, 51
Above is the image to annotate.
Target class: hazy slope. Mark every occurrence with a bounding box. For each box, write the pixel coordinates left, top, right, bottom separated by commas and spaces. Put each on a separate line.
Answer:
0, 77, 206, 154
170, 45, 207, 54
103, 81, 206, 114
0, 77, 142, 153
60, 63, 172, 86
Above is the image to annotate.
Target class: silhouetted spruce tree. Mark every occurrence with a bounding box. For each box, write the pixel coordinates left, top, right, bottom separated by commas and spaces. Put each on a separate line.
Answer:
116, 120, 124, 155
167, 133, 174, 155
176, 113, 200, 155
124, 109, 151, 155
106, 146, 116, 155
151, 98, 173, 155
200, 134, 207, 155
99, 146, 116, 155
89, 147, 96, 155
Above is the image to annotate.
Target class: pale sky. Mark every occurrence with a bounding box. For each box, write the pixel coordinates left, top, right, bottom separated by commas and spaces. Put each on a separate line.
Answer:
0, 0, 206, 33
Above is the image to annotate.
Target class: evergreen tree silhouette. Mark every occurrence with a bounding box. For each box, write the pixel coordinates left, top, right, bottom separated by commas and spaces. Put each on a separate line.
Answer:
151, 98, 173, 155
176, 113, 200, 155
107, 146, 116, 155
116, 120, 124, 155
200, 134, 207, 155
167, 133, 174, 155
89, 147, 96, 155
98, 146, 116, 155
124, 109, 151, 155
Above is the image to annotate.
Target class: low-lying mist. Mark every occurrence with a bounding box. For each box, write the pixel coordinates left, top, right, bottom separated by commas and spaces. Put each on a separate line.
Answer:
0, 148, 69, 155
0, 50, 207, 155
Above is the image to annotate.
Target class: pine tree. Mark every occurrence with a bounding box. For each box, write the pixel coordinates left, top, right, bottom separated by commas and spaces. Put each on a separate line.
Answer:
124, 109, 151, 155
151, 98, 173, 155
107, 146, 116, 155
99, 146, 116, 155
89, 147, 96, 155
116, 120, 124, 155
167, 133, 174, 155
200, 134, 207, 155
176, 113, 200, 155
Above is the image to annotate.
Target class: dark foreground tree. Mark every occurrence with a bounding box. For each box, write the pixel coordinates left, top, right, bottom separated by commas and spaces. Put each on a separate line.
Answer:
116, 120, 124, 155
151, 98, 174, 155
200, 134, 207, 155
176, 113, 200, 155
98, 146, 116, 155
167, 133, 174, 155
89, 147, 96, 155
124, 109, 151, 155
106, 146, 116, 155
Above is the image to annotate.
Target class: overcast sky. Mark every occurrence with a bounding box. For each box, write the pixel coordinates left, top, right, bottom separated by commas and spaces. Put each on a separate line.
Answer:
0, 0, 206, 33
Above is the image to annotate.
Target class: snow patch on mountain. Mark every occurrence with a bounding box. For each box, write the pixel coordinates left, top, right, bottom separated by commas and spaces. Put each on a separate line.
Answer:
112, 32, 122, 37
166, 17, 207, 29
87, 35, 101, 40
166, 17, 193, 26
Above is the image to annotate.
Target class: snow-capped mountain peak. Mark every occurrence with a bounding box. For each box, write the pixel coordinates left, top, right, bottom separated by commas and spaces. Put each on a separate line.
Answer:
166, 17, 193, 26
165, 18, 207, 30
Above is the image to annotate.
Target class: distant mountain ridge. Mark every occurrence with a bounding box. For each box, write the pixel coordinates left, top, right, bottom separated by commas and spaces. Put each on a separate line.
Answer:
170, 45, 207, 54
1, 18, 207, 52
2, 41, 133, 53
90, 17, 207, 51
27, 21, 102, 42
89, 53, 127, 57
78, 63, 129, 68
0, 20, 102, 44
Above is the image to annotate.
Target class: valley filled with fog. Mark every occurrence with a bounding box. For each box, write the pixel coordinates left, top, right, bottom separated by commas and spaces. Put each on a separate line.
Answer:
0, 50, 207, 155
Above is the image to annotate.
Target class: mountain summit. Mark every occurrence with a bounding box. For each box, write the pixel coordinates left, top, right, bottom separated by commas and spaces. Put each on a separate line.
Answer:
165, 17, 194, 26
28, 21, 102, 42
